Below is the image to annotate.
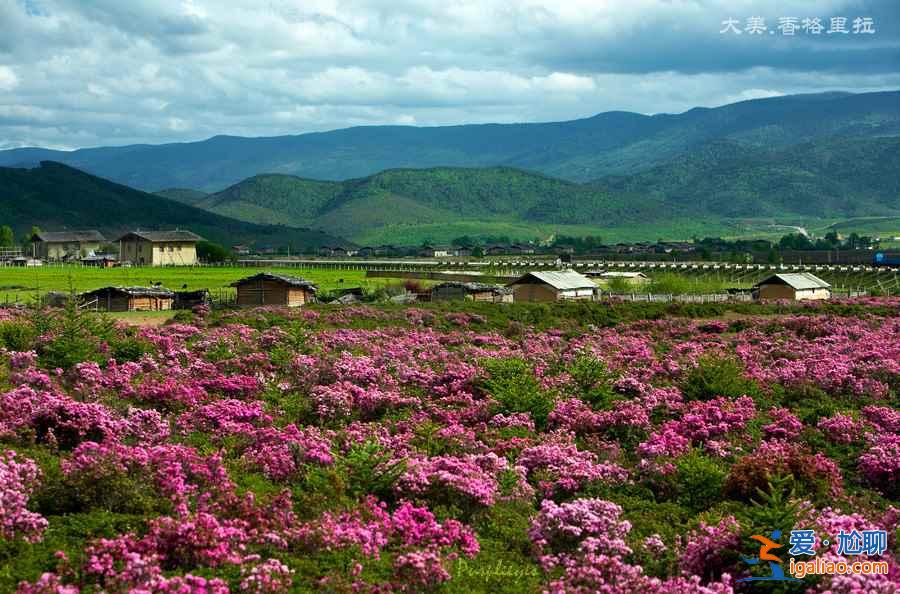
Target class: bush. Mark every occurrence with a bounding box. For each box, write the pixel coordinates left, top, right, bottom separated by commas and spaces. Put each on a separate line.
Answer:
35, 303, 116, 370
681, 354, 758, 402
339, 441, 406, 501
0, 320, 36, 351
110, 335, 152, 363
566, 354, 616, 408
479, 358, 555, 428
669, 451, 727, 512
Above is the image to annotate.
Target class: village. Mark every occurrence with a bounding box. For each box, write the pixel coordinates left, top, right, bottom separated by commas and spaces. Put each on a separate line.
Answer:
0, 226, 848, 313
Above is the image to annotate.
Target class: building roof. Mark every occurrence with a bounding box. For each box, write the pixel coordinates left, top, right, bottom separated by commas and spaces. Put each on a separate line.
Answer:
585, 270, 648, 279
754, 272, 831, 290
33, 230, 106, 243
81, 286, 175, 298
509, 270, 597, 290
117, 230, 203, 242
432, 281, 513, 294
230, 272, 318, 292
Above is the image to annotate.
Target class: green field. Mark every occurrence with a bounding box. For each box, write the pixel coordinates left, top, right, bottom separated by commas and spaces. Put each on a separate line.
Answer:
0, 265, 392, 303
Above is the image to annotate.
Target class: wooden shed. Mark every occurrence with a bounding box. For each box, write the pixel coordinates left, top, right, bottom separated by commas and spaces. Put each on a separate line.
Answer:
174, 289, 210, 310
231, 273, 318, 307
430, 281, 514, 303
81, 286, 175, 312
752, 273, 831, 301
507, 270, 597, 302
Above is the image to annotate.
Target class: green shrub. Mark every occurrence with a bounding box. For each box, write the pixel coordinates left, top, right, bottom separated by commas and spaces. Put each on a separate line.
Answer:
567, 354, 616, 408
33, 302, 117, 370
65, 472, 162, 515
445, 502, 543, 594
110, 335, 151, 363
681, 354, 759, 401
0, 320, 36, 351
171, 309, 195, 324
339, 441, 406, 501
479, 358, 555, 428
670, 450, 728, 512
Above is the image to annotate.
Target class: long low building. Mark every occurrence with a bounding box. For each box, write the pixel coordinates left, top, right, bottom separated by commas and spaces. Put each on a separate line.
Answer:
430, 281, 514, 303
507, 270, 597, 302
81, 286, 175, 311
31, 230, 106, 261
585, 270, 650, 286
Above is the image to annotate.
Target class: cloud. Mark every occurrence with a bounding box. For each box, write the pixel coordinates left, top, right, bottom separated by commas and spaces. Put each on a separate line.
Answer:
0, 66, 18, 90
0, 0, 897, 149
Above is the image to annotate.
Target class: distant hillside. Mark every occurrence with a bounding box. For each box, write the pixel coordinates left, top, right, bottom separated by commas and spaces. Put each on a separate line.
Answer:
179, 135, 900, 244
154, 188, 209, 206
0, 162, 346, 249
1, 90, 898, 191
593, 136, 900, 218
193, 167, 668, 239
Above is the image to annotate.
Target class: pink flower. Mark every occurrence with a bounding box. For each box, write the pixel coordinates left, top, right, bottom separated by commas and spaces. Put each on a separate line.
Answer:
0, 450, 48, 543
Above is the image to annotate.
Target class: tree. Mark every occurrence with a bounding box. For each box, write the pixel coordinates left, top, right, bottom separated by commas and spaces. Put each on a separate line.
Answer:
0, 226, 15, 247
196, 240, 233, 263
451, 235, 476, 247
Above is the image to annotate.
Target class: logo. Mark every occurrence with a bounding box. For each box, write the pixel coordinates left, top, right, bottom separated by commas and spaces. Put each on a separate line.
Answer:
738, 528, 890, 584
737, 530, 803, 583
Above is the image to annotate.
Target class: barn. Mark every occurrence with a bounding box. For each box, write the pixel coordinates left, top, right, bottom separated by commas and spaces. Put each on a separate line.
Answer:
507, 270, 597, 302
31, 230, 106, 261
752, 273, 831, 301
81, 286, 175, 312
231, 273, 318, 307
430, 281, 514, 303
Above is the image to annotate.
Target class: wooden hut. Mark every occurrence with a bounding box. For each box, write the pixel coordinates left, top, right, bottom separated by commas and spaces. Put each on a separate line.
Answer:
230, 273, 318, 307
174, 289, 210, 310
80, 286, 175, 312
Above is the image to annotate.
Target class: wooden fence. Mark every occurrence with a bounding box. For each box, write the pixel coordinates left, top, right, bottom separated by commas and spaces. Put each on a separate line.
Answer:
599, 292, 753, 304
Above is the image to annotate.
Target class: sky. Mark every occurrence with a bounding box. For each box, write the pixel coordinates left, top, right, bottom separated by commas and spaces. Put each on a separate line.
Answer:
0, 0, 898, 150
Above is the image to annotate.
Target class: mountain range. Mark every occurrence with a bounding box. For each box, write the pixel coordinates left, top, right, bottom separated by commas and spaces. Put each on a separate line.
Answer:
1, 91, 898, 192
1, 90, 898, 246
149, 134, 900, 243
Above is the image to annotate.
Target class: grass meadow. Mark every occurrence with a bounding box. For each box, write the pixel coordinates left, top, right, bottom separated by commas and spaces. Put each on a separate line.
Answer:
0, 265, 393, 304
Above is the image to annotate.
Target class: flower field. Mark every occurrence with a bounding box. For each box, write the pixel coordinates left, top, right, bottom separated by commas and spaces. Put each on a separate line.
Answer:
0, 299, 898, 593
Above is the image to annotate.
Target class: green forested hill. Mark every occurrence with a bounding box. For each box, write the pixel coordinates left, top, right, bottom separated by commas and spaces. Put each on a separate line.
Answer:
1, 91, 897, 191
154, 188, 209, 206
193, 167, 669, 239
0, 162, 347, 248
185, 137, 900, 243
593, 137, 900, 218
